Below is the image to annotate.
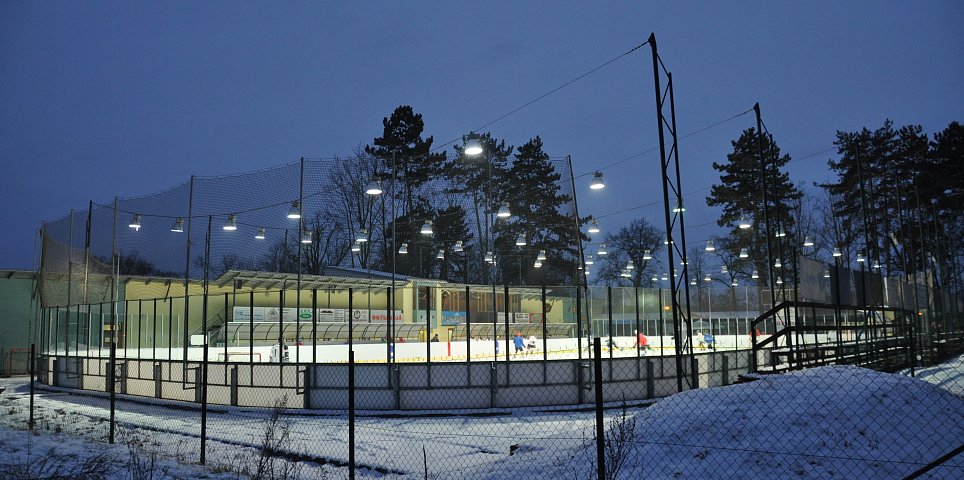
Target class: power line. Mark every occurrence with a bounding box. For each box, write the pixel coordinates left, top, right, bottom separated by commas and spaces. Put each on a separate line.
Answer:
432, 41, 652, 152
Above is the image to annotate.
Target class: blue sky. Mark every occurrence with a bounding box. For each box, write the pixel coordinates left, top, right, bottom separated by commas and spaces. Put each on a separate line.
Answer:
1, 1, 961, 270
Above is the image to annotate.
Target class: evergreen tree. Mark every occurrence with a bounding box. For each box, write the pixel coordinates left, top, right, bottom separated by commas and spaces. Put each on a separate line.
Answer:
827, 120, 928, 274
494, 137, 583, 285
925, 121, 964, 211
364, 106, 447, 216
922, 122, 964, 291
707, 128, 802, 282
388, 203, 437, 278
445, 133, 513, 282
434, 205, 472, 282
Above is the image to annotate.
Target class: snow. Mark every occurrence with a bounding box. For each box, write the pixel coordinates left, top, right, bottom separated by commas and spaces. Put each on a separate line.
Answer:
0, 356, 961, 479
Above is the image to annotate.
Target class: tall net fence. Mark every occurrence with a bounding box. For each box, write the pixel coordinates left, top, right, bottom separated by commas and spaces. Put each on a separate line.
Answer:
18, 154, 964, 478
38, 154, 585, 312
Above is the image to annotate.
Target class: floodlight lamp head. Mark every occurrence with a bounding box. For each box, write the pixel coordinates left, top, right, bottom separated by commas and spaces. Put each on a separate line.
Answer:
537, 250, 547, 261
463, 134, 483, 156
365, 180, 383, 195
515, 234, 526, 246
642, 249, 652, 260
255, 227, 266, 240
705, 239, 715, 252
597, 243, 607, 256
398, 243, 408, 254
497, 203, 511, 218
300, 229, 312, 244
587, 219, 600, 234
738, 215, 751, 229
420, 220, 433, 235
129, 214, 141, 231
454, 240, 464, 252
170, 217, 184, 233
590, 171, 605, 190
223, 214, 237, 231
287, 201, 301, 219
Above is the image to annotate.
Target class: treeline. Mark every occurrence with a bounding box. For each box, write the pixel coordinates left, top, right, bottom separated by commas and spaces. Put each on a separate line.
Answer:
248, 105, 586, 286
694, 119, 962, 292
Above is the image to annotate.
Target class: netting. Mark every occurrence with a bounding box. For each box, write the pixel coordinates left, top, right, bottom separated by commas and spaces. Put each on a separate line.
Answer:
38, 154, 585, 309
25, 152, 964, 479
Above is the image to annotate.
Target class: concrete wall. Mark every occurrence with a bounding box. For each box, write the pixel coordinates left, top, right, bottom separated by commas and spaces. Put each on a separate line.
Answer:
42, 348, 766, 411
0, 272, 39, 374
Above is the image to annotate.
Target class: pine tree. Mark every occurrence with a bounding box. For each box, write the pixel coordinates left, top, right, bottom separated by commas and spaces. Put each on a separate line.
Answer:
922, 122, 964, 291
364, 106, 447, 273
445, 133, 512, 283
493, 137, 583, 285
364, 106, 447, 216
706, 128, 802, 281
827, 120, 928, 274
433, 205, 472, 282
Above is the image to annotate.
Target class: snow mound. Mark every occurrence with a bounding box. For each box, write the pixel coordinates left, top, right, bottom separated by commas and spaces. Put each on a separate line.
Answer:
555, 365, 964, 479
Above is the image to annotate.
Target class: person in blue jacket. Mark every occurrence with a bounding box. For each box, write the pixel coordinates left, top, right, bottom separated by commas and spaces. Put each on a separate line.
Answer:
513, 332, 525, 356
703, 331, 716, 350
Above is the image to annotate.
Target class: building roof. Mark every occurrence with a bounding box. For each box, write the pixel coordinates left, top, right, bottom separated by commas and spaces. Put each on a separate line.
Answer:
0, 270, 38, 280
212, 269, 409, 291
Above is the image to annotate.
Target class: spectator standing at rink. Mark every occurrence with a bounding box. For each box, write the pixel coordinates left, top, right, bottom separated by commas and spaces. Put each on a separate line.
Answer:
513, 332, 525, 356
526, 334, 538, 355
431, 334, 439, 342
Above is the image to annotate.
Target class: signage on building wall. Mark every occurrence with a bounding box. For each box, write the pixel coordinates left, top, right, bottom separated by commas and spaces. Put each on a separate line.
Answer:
232, 307, 402, 323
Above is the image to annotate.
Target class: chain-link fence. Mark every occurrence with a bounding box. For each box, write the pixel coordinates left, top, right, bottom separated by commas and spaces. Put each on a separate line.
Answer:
10, 278, 961, 479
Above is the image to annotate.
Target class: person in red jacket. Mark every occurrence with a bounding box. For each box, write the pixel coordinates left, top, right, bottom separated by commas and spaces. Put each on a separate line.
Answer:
635, 330, 650, 352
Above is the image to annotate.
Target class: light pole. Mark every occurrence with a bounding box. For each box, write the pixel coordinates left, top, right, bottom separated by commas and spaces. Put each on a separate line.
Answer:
463, 133, 503, 361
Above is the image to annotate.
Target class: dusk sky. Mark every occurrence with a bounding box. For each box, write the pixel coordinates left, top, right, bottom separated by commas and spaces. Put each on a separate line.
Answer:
1, 2, 961, 271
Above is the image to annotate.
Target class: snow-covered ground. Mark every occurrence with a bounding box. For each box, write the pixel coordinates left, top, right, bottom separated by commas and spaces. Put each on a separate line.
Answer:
0, 356, 961, 479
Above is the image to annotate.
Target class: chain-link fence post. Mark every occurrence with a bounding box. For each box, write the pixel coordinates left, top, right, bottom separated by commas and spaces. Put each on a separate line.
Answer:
29, 343, 35, 430
593, 337, 605, 480
349, 349, 356, 480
